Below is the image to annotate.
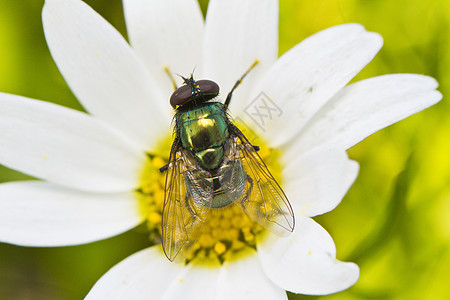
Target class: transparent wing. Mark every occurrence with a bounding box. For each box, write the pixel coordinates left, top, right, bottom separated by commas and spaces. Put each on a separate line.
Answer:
221, 126, 295, 236
162, 138, 213, 261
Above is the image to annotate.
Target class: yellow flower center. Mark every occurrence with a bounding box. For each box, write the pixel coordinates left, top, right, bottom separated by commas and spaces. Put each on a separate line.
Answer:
137, 126, 283, 264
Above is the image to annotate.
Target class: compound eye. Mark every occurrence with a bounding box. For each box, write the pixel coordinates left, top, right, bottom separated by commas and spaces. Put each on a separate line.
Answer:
169, 79, 220, 108
170, 85, 192, 108
195, 80, 219, 96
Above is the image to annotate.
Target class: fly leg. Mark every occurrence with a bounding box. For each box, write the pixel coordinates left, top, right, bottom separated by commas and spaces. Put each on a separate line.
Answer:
240, 174, 254, 207
160, 136, 181, 173
164, 66, 178, 90
159, 164, 169, 173
223, 60, 259, 110
228, 123, 260, 152
184, 194, 197, 218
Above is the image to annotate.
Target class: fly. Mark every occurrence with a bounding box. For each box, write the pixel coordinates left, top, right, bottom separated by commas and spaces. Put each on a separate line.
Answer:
160, 62, 295, 261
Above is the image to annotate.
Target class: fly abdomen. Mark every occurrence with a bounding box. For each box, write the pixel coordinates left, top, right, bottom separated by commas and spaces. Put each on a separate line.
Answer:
210, 176, 234, 208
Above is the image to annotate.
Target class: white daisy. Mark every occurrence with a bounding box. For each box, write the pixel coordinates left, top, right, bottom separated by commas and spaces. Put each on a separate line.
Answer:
0, 0, 441, 298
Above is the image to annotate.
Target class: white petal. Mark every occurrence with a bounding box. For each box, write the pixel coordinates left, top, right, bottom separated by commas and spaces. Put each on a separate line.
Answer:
216, 254, 287, 300
242, 24, 382, 146
282, 146, 359, 217
43, 0, 171, 149
87, 246, 183, 300
0, 94, 144, 192
0, 181, 142, 247
287, 74, 443, 156
258, 216, 359, 295
123, 0, 204, 101
161, 261, 220, 300
203, 0, 278, 115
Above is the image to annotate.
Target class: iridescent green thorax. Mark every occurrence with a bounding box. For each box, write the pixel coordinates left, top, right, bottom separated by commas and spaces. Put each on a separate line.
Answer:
176, 102, 229, 170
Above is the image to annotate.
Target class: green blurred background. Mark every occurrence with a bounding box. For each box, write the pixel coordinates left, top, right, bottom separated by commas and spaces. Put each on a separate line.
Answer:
0, 0, 448, 299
